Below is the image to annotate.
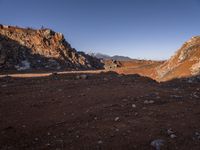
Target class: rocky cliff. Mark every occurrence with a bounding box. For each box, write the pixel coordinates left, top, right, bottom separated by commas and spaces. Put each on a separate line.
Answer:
156, 36, 200, 81
0, 25, 103, 71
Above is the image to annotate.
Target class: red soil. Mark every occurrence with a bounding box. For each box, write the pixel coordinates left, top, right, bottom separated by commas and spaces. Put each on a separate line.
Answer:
0, 71, 200, 150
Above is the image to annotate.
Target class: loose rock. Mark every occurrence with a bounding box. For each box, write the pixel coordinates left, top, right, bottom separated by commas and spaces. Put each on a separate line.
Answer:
170, 134, 177, 139
76, 74, 88, 80
132, 104, 136, 108
114, 117, 120, 121
151, 139, 165, 150
144, 100, 155, 104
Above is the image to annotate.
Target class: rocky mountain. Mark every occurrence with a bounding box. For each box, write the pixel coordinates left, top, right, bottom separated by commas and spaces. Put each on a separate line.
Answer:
156, 36, 200, 81
89, 52, 132, 61
0, 25, 103, 71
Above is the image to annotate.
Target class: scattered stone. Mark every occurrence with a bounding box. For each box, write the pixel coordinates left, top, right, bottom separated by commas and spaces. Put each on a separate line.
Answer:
170, 134, 177, 139
132, 104, 136, 108
122, 98, 128, 102
188, 78, 194, 83
142, 107, 147, 110
76, 75, 80, 79
103, 77, 109, 81
195, 132, 200, 136
155, 96, 161, 99
170, 95, 182, 99
188, 76, 200, 83
114, 117, 120, 121
57, 89, 62, 92
47, 132, 51, 136
68, 95, 72, 98
97, 140, 103, 144
149, 100, 155, 104
193, 132, 200, 140
167, 128, 177, 139
144, 100, 155, 104
1, 84, 7, 88
80, 93, 85, 96
167, 128, 174, 135
76, 74, 88, 80
15, 60, 31, 71
151, 139, 165, 150
115, 128, 119, 132
53, 135, 57, 138
192, 92, 199, 98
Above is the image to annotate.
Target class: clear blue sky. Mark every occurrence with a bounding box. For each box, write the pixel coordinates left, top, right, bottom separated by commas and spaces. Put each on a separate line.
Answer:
0, 0, 200, 60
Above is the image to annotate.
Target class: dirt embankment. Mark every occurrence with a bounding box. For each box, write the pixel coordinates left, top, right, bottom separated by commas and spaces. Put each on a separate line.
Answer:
104, 59, 164, 80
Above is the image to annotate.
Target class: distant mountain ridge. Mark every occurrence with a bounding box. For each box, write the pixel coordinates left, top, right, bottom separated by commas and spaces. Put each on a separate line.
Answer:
89, 52, 132, 61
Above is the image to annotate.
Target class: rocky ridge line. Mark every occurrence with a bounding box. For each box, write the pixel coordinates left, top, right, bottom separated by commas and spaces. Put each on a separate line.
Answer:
0, 25, 103, 71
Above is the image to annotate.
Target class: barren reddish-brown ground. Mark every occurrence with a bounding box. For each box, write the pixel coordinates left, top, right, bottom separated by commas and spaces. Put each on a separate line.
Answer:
104, 60, 163, 81
0, 71, 200, 150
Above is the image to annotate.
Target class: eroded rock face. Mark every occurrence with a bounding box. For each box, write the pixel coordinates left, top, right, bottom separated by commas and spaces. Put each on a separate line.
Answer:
0, 25, 103, 70
191, 61, 200, 75
156, 36, 200, 81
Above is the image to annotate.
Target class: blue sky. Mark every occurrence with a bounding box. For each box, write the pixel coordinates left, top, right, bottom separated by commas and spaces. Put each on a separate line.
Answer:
0, 0, 200, 60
